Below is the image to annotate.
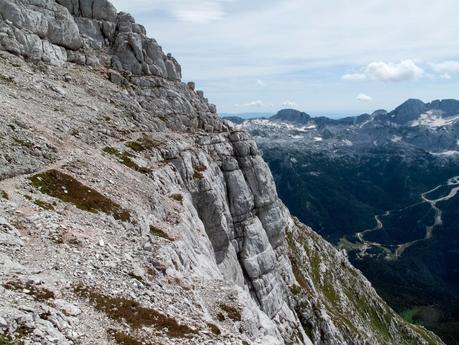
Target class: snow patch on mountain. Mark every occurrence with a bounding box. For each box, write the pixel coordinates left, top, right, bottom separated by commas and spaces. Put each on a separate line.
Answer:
410, 111, 459, 128
239, 119, 317, 132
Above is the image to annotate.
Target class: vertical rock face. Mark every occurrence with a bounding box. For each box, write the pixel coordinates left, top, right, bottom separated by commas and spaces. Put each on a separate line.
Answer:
0, 1, 446, 344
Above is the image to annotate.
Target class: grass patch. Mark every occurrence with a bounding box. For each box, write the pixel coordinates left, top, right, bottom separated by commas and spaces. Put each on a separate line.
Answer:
0, 74, 14, 84
126, 136, 161, 152
0, 334, 13, 345
193, 165, 207, 179
0, 191, 8, 200
108, 330, 147, 345
401, 308, 420, 324
30, 169, 130, 222
170, 193, 183, 205
3, 280, 55, 302
74, 285, 197, 338
33, 199, 55, 211
193, 170, 204, 179
219, 304, 241, 322
149, 225, 173, 241
206, 323, 221, 335
12, 138, 33, 148
103, 147, 151, 174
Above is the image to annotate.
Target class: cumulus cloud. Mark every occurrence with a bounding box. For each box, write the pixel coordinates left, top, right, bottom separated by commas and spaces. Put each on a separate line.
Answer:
365, 60, 424, 82
356, 93, 372, 102
282, 100, 298, 107
256, 79, 267, 87
343, 60, 424, 82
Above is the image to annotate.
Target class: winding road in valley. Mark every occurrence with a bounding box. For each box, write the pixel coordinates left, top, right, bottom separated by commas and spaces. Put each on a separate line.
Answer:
349, 175, 459, 260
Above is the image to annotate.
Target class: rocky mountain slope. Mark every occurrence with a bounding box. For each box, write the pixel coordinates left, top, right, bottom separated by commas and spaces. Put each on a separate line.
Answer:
228, 105, 459, 344
0, 1, 444, 344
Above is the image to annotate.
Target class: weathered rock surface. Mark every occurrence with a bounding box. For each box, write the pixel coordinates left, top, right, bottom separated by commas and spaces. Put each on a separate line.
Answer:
0, 1, 445, 344
0, 0, 182, 80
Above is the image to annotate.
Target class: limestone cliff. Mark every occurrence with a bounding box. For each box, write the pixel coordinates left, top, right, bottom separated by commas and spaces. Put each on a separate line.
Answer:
0, 1, 445, 344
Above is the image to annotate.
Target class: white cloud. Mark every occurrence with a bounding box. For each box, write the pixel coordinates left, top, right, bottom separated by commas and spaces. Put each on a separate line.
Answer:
343, 60, 424, 82
282, 100, 298, 107
175, 2, 225, 23
356, 93, 372, 102
256, 79, 267, 86
112, 0, 227, 23
365, 60, 424, 82
242, 100, 265, 107
342, 73, 367, 81
430, 61, 459, 74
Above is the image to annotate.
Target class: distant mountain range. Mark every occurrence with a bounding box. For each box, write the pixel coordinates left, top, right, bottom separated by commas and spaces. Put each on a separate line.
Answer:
225, 99, 459, 345
224, 99, 459, 153
225, 98, 459, 126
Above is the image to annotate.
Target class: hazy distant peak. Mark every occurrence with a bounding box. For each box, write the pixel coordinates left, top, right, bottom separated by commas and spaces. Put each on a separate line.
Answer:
270, 109, 311, 124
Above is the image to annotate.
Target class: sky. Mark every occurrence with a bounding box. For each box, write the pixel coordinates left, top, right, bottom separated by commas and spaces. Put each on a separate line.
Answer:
111, 0, 459, 117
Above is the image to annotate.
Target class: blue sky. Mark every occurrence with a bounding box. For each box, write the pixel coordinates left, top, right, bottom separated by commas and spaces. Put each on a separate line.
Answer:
111, 0, 459, 117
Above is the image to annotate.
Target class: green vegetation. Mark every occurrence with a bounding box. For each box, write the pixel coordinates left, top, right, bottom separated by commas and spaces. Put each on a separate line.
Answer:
126, 136, 161, 152
401, 308, 419, 324
33, 199, 55, 211
170, 193, 183, 205
149, 225, 174, 241
193, 165, 207, 179
3, 280, 55, 302
0, 191, 8, 200
219, 304, 241, 322
0, 334, 13, 345
12, 138, 33, 148
0, 74, 14, 84
108, 330, 147, 345
74, 285, 197, 338
103, 147, 151, 174
30, 169, 130, 222
302, 323, 314, 342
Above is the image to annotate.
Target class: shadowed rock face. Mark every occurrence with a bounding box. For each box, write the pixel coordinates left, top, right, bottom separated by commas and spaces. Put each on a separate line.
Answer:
0, 1, 446, 344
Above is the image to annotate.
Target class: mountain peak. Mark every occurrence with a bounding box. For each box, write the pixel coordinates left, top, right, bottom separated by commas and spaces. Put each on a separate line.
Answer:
270, 109, 311, 124
387, 99, 427, 124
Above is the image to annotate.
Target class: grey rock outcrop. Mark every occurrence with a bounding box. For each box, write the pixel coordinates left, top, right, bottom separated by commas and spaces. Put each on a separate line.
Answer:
0, 0, 182, 80
0, 1, 445, 345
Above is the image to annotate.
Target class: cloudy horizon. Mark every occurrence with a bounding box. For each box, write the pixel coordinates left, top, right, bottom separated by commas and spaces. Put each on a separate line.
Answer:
111, 0, 459, 117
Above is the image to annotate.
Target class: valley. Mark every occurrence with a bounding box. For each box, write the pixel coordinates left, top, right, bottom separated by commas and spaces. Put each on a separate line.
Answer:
225, 103, 459, 344
343, 174, 459, 260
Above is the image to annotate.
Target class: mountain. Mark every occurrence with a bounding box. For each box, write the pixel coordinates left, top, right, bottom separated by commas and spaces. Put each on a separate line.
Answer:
270, 109, 312, 124
0, 1, 444, 345
222, 115, 246, 124
229, 103, 459, 344
375, 99, 459, 125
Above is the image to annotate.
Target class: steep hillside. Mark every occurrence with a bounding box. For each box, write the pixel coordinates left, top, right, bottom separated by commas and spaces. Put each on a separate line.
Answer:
0, 1, 444, 344
232, 106, 459, 344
